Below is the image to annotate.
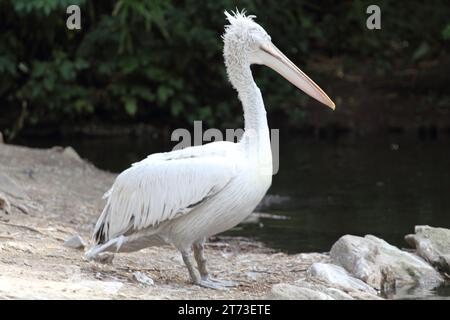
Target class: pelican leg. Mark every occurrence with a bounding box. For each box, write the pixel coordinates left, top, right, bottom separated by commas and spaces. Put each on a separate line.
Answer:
193, 240, 238, 288
181, 246, 233, 290
181, 248, 201, 284
193, 239, 209, 279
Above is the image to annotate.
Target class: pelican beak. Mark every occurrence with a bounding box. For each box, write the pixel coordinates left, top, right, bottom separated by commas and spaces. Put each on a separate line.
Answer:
252, 41, 335, 110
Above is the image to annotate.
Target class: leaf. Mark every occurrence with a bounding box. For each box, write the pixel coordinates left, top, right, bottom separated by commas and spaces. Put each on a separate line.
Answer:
74, 59, 89, 70
170, 100, 183, 116
32, 62, 48, 78
412, 42, 430, 62
442, 24, 450, 40
124, 97, 138, 116
74, 99, 94, 113
60, 61, 76, 80
156, 86, 173, 104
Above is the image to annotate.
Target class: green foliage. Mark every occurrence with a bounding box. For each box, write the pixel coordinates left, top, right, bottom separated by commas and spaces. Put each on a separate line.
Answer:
442, 24, 450, 40
12, 0, 84, 16
0, 0, 449, 136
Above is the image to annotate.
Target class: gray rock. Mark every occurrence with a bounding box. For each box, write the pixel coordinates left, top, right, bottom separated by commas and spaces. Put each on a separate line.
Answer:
405, 225, 450, 273
92, 252, 115, 264
321, 287, 355, 300
245, 271, 259, 281
306, 262, 378, 295
330, 235, 444, 291
0, 173, 28, 200
266, 283, 333, 300
132, 271, 154, 286
294, 279, 354, 300
62, 146, 82, 162
64, 235, 86, 249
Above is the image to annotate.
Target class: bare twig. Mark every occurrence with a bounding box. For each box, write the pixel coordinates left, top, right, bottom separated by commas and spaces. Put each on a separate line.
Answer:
11, 203, 29, 214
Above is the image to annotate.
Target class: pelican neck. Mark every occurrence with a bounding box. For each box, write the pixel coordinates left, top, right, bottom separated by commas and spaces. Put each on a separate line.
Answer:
232, 65, 269, 134
230, 65, 272, 167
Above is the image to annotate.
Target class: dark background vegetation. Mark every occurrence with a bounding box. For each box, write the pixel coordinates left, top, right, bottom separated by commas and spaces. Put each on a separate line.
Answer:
0, 0, 449, 140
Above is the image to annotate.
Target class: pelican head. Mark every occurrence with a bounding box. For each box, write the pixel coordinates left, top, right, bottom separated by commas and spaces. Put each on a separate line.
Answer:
223, 10, 335, 110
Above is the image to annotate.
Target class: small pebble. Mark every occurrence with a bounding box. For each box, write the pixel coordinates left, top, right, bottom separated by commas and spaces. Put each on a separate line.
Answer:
64, 234, 86, 250
93, 252, 115, 264
132, 271, 154, 286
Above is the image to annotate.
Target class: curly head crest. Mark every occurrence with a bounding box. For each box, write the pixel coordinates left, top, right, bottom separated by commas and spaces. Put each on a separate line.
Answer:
224, 9, 256, 27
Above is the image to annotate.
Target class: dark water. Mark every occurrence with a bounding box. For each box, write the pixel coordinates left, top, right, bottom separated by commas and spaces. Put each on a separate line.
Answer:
14, 133, 450, 298
236, 137, 450, 253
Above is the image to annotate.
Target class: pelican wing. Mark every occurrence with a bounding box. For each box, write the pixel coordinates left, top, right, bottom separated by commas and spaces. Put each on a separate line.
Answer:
93, 143, 239, 243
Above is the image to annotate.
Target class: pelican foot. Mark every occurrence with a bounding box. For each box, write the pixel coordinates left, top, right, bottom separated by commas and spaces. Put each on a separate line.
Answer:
197, 277, 238, 290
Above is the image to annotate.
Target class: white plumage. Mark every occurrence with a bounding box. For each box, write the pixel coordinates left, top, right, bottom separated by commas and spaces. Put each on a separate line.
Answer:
96, 143, 238, 240
86, 10, 334, 289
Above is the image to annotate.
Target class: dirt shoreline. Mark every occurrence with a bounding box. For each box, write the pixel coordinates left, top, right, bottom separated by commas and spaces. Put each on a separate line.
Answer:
0, 142, 332, 299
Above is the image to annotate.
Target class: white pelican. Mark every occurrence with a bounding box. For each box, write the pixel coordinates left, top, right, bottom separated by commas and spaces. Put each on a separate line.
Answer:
86, 10, 335, 289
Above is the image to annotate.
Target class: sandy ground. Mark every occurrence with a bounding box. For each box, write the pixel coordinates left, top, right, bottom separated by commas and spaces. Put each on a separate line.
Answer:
0, 142, 328, 299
